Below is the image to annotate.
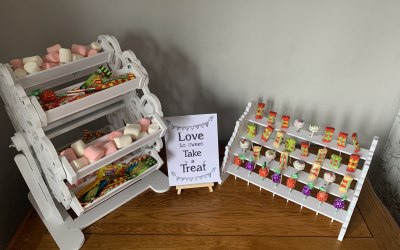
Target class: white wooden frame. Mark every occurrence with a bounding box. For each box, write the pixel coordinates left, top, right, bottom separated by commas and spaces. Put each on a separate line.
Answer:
0, 35, 169, 249
221, 101, 378, 241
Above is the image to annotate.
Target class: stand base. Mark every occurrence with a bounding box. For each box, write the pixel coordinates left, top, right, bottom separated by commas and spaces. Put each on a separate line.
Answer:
176, 182, 214, 194
30, 169, 169, 250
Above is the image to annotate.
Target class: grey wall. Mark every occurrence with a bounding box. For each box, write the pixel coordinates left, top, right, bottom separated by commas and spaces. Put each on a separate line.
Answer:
1, 0, 400, 247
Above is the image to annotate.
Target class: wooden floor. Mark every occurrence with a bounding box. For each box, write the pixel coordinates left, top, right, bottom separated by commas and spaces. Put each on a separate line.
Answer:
9, 176, 399, 250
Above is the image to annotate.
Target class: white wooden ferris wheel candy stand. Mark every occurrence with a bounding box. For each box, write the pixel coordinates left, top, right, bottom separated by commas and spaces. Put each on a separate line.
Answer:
221, 101, 379, 241
0, 35, 170, 249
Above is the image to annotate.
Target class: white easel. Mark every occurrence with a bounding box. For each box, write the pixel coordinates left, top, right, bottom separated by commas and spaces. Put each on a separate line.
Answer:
0, 35, 170, 249
221, 101, 378, 241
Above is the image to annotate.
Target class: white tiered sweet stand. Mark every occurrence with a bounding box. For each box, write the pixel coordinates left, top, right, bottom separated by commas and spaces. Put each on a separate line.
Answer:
221, 101, 378, 241
0, 35, 170, 249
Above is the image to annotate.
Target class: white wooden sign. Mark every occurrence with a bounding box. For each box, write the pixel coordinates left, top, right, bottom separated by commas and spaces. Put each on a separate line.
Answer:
164, 114, 221, 186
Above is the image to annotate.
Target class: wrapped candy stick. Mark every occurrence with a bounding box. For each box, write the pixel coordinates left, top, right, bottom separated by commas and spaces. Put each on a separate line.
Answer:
273, 130, 284, 148
279, 151, 289, 171
308, 161, 321, 180
330, 154, 342, 169
247, 123, 256, 139
281, 115, 290, 129
352, 133, 361, 153
316, 148, 328, 162
339, 175, 353, 193
255, 102, 265, 119
337, 132, 348, 148
268, 111, 277, 125
285, 138, 296, 152
322, 127, 335, 143
346, 154, 360, 172
300, 142, 309, 157
261, 126, 274, 142
252, 145, 262, 161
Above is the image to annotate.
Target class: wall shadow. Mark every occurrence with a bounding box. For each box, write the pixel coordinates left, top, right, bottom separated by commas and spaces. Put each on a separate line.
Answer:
121, 32, 236, 143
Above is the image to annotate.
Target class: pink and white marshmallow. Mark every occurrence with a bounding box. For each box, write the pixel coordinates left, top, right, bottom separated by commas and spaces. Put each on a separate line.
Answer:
71, 140, 86, 157
108, 131, 123, 141
124, 124, 141, 139
43, 53, 60, 63
139, 118, 151, 132
23, 55, 43, 66
41, 62, 58, 70
70, 157, 89, 170
102, 141, 117, 156
10, 59, 23, 69
59, 148, 78, 162
47, 44, 62, 53
87, 49, 98, 57
59, 48, 72, 63
71, 44, 88, 56
84, 145, 105, 163
23, 62, 41, 74
114, 135, 132, 149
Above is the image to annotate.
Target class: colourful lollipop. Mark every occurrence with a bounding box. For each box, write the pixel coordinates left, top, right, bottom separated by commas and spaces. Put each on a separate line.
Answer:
272, 169, 281, 187
245, 156, 256, 176
302, 183, 314, 200
333, 196, 346, 213
259, 162, 269, 180
317, 187, 329, 206
286, 173, 298, 193
233, 156, 241, 166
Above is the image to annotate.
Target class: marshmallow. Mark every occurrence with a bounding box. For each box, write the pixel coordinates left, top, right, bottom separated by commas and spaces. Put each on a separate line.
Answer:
102, 141, 117, 156
10, 59, 23, 69
14, 68, 27, 78
136, 132, 148, 140
114, 135, 132, 149
23, 62, 41, 74
139, 118, 151, 132
43, 53, 59, 63
148, 124, 160, 134
70, 157, 89, 170
71, 140, 86, 157
72, 53, 84, 61
92, 142, 105, 148
59, 48, 72, 63
60, 148, 78, 162
23, 55, 43, 66
71, 44, 88, 56
41, 62, 58, 70
108, 131, 123, 141
47, 44, 62, 53
87, 49, 98, 57
84, 145, 105, 163
124, 124, 141, 139
90, 41, 102, 51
